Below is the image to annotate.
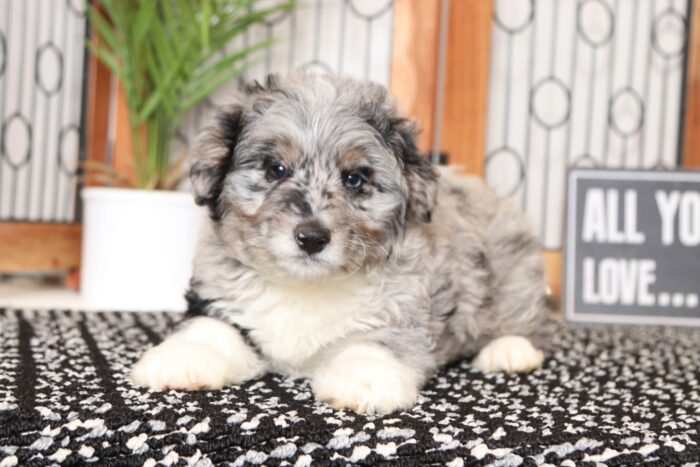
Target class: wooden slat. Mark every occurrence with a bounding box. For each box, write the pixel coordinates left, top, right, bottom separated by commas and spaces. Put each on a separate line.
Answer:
542, 250, 562, 300
390, 0, 442, 154
0, 223, 82, 272
112, 81, 137, 185
439, 0, 492, 174
683, 0, 700, 168
84, 1, 136, 185
85, 20, 113, 186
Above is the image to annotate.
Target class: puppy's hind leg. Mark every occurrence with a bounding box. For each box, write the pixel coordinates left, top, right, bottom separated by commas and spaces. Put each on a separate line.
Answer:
476, 199, 548, 374
131, 317, 265, 391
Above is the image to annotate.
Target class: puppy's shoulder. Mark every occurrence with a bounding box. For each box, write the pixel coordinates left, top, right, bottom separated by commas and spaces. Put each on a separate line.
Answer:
436, 167, 526, 225
193, 221, 233, 276
191, 221, 262, 299
438, 167, 499, 205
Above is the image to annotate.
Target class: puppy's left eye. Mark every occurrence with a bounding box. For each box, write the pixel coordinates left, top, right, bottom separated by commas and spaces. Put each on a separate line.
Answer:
344, 172, 364, 189
267, 163, 288, 180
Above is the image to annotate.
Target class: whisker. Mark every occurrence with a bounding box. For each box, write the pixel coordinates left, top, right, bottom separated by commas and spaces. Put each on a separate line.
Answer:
354, 234, 390, 258
331, 237, 367, 281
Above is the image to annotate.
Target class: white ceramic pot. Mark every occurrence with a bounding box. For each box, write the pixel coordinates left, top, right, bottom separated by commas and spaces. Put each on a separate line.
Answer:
81, 187, 205, 311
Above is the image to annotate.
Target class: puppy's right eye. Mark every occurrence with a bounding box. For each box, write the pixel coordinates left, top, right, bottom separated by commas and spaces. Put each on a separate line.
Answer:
266, 163, 288, 180
344, 172, 364, 189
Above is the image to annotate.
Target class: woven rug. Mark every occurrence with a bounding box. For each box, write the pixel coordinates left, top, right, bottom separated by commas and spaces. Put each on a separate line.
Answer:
0, 309, 699, 466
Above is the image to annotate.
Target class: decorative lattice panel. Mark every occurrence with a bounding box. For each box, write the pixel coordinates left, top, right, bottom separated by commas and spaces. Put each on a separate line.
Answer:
0, 0, 88, 222
485, 0, 690, 249
176, 0, 395, 161
0, 0, 394, 222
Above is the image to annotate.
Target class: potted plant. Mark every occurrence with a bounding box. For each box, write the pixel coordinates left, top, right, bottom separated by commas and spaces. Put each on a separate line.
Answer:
81, 0, 293, 311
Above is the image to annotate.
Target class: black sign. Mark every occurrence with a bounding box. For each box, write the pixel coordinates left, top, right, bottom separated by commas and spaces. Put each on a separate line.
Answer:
564, 169, 700, 326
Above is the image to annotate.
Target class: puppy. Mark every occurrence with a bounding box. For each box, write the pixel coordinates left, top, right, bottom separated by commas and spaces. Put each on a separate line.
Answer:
131, 73, 547, 414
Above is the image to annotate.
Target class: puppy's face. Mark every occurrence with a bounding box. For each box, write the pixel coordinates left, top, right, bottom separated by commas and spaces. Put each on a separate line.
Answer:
191, 74, 437, 279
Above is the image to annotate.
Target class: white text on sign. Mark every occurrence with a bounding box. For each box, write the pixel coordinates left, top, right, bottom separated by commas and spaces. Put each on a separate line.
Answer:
580, 188, 699, 307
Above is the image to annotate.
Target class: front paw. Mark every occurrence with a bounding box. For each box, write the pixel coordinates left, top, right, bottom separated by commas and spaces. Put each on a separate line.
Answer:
472, 335, 544, 374
131, 339, 240, 391
311, 344, 420, 414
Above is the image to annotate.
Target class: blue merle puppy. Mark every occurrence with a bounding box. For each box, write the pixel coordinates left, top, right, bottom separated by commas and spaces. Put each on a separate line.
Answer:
131, 73, 547, 414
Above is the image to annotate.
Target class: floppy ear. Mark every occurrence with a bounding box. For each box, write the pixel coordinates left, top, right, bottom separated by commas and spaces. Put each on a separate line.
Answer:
357, 84, 438, 223
390, 118, 439, 223
189, 108, 245, 220
190, 75, 280, 220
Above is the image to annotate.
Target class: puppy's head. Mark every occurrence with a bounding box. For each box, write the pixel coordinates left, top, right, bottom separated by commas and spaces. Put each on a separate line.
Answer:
190, 73, 438, 278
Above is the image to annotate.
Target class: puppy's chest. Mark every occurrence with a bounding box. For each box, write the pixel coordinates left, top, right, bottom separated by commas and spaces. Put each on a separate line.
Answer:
234, 277, 385, 369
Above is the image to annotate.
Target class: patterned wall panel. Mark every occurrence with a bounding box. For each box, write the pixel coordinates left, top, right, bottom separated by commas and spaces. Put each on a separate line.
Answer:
485, 0, 690, 249
175, 0, 395, 164
0, 0, 88, 223
165, 0, 393, 172
0, 0, 394, 222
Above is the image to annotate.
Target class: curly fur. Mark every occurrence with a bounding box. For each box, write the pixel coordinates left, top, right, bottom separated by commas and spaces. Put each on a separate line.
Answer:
131, 73, 548, 414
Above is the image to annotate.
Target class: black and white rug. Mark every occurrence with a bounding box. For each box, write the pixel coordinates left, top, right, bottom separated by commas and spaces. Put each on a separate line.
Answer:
1, 308, 699, 466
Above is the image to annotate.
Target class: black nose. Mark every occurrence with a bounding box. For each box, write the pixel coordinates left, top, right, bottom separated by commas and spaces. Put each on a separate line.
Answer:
294, 223, 331, 254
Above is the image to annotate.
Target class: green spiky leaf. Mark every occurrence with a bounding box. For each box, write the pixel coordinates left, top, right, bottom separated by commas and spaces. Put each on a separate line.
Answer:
87, 0, 296, 189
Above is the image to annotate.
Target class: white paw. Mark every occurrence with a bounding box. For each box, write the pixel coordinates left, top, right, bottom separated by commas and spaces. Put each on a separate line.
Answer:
311, 344, 420, 414
472, 336, 544, 374
131, 339, 241, 391
132, 317, 265, 391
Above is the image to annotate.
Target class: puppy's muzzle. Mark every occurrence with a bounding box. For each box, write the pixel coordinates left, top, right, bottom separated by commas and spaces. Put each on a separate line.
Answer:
294, 222, 331, 255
